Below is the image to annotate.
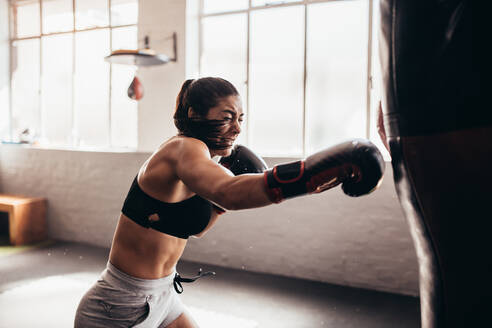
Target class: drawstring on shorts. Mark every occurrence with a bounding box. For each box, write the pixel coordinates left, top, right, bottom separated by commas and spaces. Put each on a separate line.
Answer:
173, 268, 216, 294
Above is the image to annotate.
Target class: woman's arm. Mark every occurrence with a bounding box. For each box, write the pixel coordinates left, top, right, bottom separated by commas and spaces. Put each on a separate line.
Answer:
177, 136, 385, 210
175, 138, 272, 210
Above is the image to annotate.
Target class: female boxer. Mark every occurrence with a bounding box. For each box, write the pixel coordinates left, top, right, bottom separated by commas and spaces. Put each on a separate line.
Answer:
74, 77, 384, 328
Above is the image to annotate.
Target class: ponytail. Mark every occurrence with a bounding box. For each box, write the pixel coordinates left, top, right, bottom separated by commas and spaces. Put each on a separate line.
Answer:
173, 79, 195, 133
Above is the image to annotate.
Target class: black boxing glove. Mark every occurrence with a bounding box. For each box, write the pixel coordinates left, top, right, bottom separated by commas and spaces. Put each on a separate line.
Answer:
219, 144, 268, 175
263, 139, 385, 203
211, 145, 268, 214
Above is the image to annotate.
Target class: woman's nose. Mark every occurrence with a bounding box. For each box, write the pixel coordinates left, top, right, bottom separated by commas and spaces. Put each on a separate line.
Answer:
231, 120, 241, 135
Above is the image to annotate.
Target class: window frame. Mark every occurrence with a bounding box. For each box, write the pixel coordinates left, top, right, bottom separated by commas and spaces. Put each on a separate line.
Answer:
198, 0, 375, 157
6, 0, 138, 150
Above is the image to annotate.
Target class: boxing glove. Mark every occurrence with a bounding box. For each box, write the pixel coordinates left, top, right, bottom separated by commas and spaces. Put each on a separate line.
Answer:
219, 144, 268, 175
263, 139, 385, 203
213, 145, 268, 214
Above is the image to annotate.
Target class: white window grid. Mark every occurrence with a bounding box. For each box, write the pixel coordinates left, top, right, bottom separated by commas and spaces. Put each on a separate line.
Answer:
6, 0, 138, 149
198, 0, 376, 157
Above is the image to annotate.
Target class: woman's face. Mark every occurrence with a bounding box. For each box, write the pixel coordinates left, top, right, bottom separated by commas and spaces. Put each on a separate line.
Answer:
206, 95, 244, 157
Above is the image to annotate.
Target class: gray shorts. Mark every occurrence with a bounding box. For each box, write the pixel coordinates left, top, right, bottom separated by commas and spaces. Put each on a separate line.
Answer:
74, 261, 185, 328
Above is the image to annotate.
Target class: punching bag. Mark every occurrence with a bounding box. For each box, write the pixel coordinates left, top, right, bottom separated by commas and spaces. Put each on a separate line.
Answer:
379, 1, 490, 327
128, 76, 144, 100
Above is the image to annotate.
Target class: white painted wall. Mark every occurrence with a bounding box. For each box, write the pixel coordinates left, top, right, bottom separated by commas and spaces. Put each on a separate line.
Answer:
0, 0, 419, 296
0, 0, 9, 140
136, 0, 187, 151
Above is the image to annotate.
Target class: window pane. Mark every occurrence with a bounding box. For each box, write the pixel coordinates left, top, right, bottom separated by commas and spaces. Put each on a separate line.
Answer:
368, 0, 390, 160
42, 0, 73, 34
74, 29, 110, 148
111, 25, 137, 50
0, 93, 8, 141
111, 0, 138, 26
111, 26, 137, 148
12, 0, 40, 38
0, 81, 8, 140
252, 0, 300, 7
203, 0, 248, 14
0, 7, 9, 141
201, 13, 247, 144
11, 39, 40, 142
41, 34, 73, 146
249, 6, 304, 156
305, 1, 368, 154
75, 0, 109, 30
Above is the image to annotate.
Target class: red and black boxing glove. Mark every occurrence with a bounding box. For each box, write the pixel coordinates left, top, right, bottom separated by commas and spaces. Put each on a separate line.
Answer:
263, 139, 385, 203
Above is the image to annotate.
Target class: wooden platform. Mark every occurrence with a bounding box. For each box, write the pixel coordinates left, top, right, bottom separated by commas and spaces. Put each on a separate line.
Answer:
0, 194, 47, 246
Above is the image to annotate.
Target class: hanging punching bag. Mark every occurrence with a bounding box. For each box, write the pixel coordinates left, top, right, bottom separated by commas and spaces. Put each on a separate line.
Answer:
379, 1, 490, 327
128, 76, 144, 100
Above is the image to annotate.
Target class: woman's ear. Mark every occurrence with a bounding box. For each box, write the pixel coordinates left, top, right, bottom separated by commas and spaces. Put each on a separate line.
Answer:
187, 107, 197, 119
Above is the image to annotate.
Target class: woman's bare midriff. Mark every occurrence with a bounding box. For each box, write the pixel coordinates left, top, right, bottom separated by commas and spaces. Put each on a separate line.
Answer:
109, 213, 188, 279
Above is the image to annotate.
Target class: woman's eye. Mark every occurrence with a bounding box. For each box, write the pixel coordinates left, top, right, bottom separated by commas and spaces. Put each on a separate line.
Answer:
223, 117, 232, 121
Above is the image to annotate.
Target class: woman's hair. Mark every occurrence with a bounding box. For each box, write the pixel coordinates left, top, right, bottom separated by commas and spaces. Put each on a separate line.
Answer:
173, 77, 239, 149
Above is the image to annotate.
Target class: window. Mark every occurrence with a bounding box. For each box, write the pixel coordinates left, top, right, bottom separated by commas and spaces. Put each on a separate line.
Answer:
4, 0, 138, 149
199, 0, 385, 158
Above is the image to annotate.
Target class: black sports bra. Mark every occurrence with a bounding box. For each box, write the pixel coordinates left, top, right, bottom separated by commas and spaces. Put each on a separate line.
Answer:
121, 175, 213, 239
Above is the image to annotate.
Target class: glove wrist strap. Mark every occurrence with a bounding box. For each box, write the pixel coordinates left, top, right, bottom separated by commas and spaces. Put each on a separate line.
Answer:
263, 161, 309, 203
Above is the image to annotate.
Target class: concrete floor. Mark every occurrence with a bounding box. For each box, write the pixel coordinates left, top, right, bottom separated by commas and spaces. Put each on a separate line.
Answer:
0, 241, 420, 328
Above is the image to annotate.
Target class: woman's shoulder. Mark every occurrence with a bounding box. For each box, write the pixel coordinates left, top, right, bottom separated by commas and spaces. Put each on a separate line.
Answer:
172, 135, 205, 147
157, 136, 210, 161
140, 136, 209, 185
170, 136, 210, 155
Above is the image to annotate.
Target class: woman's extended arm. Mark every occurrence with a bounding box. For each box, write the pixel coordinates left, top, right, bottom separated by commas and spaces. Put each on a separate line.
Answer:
177, 136, 385, 210
175, 138, 272, 210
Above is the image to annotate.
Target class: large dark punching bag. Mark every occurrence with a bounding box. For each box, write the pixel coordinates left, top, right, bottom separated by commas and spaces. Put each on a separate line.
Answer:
379, 1, 490, 327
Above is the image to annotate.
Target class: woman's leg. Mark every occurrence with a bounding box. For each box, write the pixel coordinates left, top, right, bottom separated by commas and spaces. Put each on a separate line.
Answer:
160, 292, 199, 328
74, 281, 149, 328
165, 310, 199, 328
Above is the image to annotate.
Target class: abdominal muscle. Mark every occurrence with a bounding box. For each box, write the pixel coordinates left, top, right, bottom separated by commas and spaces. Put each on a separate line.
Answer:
109, 213, 188, 279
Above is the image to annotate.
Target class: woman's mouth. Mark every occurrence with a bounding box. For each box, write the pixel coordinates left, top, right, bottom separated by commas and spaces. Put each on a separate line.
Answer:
223, 138, 235, 147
